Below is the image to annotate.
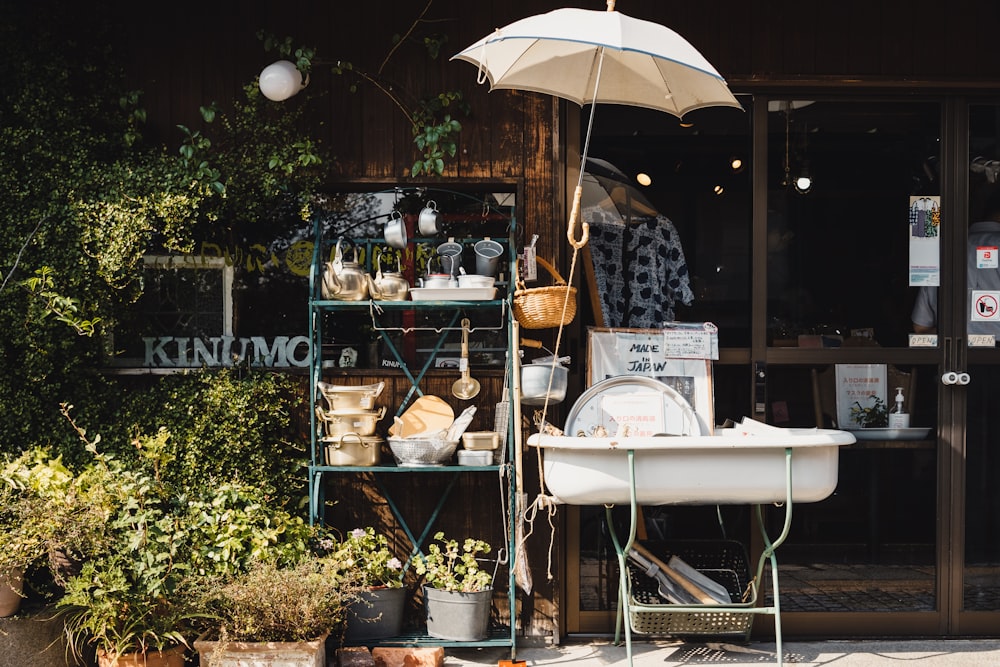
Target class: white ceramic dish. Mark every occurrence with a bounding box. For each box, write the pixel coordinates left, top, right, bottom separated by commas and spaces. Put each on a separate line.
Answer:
409, 287, 496, 301
847, 427, 932, 441
564, 376, 703, 438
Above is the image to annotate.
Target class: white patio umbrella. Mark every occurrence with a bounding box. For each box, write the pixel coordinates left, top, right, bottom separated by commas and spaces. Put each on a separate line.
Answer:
452, 0, 742, 248
452, 3, 741, 586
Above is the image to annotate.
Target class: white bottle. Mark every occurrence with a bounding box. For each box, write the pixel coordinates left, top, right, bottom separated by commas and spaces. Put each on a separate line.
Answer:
888, 386, 910, 428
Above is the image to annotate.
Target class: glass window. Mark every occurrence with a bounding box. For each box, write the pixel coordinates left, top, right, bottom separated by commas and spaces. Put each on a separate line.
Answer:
767, 100, 941, 348
585, 100, 752, 347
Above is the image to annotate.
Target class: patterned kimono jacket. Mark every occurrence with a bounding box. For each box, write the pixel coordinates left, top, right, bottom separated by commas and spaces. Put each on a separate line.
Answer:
583, 205, 694, 328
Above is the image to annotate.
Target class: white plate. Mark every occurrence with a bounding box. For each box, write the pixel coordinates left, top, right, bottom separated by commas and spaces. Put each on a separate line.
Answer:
409, 287, 496, 301
564, 376, 704, 438
847, 427, 932, 441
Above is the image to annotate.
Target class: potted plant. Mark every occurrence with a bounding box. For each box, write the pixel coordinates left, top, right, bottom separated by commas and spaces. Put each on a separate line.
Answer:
193, 553, 366, 666
55, 425, 314, 667
0, 448, 111, 617
850, 395, 888, 428
326, 527, 406, 642
412, 532, 494, 641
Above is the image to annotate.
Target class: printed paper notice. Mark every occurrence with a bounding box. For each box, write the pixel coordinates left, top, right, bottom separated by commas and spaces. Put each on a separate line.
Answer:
600, 392, 665, 437
835, 364, 887, 429
909, 195, 940, 286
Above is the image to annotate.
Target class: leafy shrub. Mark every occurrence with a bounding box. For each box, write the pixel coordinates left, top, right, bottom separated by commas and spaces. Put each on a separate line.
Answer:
101, 368, 308, 507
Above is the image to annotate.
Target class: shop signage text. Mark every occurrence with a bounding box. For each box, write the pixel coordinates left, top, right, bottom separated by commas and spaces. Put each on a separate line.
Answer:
143, 336, 310, 368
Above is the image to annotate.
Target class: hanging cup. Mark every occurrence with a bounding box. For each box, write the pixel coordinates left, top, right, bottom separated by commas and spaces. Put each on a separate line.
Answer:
418, 200, 442, 236
384, 211, 407, 249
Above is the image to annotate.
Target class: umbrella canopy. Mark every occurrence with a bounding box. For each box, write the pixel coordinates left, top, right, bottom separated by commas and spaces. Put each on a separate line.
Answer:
452, 3, 741, 250
451, 6, 741, 118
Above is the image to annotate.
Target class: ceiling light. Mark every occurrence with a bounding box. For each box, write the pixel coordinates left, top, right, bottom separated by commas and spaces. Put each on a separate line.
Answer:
794, 172, 812, 195
259, 60, 307, 101
730, 157, 744, 173
636, 173, 652, 186
713, 184, 724, 195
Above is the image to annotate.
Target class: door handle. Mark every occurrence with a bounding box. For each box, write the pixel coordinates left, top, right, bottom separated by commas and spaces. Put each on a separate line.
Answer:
941, 371, 971, 385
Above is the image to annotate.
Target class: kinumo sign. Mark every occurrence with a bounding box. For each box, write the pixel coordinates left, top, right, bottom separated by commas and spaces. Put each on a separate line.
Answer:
143, 336, 310, 368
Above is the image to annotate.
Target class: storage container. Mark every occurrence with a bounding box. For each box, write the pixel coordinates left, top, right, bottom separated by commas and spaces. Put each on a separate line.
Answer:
323, 433, 382, 466
462, 431, 500, 450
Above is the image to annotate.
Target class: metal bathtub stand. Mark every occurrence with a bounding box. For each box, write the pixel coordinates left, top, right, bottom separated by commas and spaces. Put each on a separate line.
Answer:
606, 446, 795, 667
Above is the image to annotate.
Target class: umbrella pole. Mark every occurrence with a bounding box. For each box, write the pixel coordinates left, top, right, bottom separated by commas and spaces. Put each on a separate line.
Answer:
567, 46, 606, 249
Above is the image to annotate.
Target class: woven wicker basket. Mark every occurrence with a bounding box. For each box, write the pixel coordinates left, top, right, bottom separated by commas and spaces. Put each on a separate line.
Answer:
513, 257, 577, 329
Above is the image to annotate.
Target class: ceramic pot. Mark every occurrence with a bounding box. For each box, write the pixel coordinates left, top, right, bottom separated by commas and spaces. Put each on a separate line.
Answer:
0, 567, 24, 617
195, 634, 327, 667
97, 645, 186, 667
345, 587, 406, 641
423, 586, 492, 641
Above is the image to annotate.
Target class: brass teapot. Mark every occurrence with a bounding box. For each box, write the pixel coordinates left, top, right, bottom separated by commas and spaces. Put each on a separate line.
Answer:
369, 253, 409, 301
322, 239, 370, 301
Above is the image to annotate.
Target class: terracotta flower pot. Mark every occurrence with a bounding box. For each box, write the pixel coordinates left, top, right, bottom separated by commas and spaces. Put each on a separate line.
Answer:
0, 567, 24, 617
97, 644, 186, 667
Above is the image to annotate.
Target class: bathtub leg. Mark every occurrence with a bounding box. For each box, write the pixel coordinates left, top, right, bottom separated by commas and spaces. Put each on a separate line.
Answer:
607, 449, 640, 665
753, 446, 795, 667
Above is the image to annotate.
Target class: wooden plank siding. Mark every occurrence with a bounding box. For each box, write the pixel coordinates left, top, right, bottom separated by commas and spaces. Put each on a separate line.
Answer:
85, 0, 1000, 640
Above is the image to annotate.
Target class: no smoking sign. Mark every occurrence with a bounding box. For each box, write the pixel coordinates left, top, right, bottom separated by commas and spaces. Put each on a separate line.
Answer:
972, 291, 1000, 321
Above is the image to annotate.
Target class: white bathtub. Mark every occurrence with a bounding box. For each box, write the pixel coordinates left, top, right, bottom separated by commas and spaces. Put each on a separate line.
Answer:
526, 427, 855, 506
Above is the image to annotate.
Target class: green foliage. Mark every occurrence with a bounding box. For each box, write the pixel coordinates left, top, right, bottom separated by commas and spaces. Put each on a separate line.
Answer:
321, 527, 404, 589
101, 369, 307, 505
196, 554, 365, 642
0, 448, 111, 585
850, 395, 888, 428
413, 531, 493, 593
55, 418, 315, 659
0, 9, 328, 460
21, 267, 101, 337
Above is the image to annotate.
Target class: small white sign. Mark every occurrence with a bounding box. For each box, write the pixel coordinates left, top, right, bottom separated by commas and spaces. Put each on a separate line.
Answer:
969, 334, 996, 347
908, 334, 938, 347
977, 246, 999, 269
971, 291, 1000, 322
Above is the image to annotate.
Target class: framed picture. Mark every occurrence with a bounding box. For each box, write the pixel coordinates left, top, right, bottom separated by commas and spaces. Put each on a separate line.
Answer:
587, 327, 715, 434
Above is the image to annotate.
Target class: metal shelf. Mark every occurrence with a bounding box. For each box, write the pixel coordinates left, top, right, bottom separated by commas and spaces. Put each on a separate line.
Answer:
306, 187, 519, 658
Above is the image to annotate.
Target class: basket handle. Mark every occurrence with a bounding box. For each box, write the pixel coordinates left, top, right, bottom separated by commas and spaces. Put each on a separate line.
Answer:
517, 257, 567, 290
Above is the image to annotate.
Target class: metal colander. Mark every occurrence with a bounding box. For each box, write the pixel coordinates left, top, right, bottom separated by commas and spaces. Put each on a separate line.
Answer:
387, 437, 458, 466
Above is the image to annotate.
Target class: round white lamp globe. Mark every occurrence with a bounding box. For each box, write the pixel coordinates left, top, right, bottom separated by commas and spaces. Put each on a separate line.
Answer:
259, 60, 304, 102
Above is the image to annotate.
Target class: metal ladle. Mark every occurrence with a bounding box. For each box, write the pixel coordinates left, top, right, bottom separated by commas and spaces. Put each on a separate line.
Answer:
452, 318, 481, 400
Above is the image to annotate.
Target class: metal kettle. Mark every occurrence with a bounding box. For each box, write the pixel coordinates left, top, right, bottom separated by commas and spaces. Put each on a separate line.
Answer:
322, 239, 370, 301
369, 254, 409, 301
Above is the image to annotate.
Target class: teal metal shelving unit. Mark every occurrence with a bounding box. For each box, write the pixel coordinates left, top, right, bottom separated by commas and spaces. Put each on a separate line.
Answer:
306, 188, 519, 658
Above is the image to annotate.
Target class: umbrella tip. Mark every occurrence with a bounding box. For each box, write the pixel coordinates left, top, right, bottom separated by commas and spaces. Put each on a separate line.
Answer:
606, 0, 616, 10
